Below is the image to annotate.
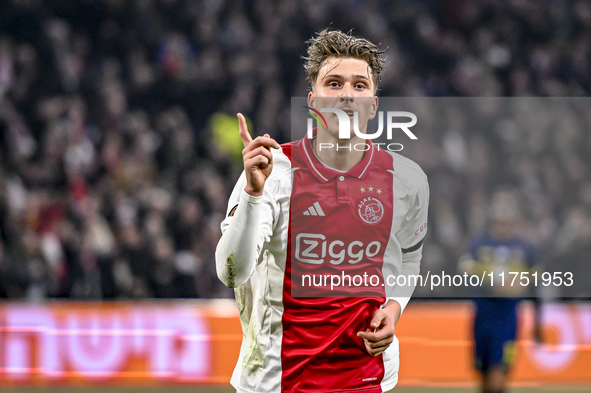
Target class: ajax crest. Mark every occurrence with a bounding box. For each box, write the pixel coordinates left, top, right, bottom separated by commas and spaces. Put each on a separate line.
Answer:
357, 196, 384, 225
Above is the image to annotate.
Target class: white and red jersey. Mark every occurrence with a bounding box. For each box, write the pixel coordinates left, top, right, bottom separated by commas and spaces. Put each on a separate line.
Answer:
216, 136, 429, 393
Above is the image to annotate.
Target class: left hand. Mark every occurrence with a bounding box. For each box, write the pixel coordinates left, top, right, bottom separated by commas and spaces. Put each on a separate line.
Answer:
357, 301, 401, 357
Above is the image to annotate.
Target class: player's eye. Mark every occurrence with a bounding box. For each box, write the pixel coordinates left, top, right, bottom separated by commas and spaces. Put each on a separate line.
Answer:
328, 81, 340, 88
355, 83, 367, 89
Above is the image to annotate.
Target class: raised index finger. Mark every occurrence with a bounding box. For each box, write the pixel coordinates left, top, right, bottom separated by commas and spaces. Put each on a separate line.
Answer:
237, 113, 252, 147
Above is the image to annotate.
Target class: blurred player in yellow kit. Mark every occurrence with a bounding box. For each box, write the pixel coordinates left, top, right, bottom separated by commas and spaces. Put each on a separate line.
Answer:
459, 190, 541, 393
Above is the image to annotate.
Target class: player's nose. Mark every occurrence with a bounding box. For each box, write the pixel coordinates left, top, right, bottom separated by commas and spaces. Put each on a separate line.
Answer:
339, 85, 354, 103
339, 92, 353, 104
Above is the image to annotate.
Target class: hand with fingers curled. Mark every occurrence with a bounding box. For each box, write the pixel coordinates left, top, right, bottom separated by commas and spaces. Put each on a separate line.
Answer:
237, 113, 281, 197
357, 300, 401, 357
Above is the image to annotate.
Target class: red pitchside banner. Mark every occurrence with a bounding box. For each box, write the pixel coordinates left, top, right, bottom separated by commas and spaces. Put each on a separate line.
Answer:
0, 300, 589, 388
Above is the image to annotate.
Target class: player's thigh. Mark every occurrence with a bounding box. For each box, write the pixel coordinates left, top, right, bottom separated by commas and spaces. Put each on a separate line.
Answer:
493, 320, 518, 369
488, 331, 517, 372
473, 329, 491, 373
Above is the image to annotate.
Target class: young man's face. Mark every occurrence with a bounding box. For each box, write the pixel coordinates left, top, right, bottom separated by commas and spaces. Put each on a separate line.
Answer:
308, 57, 379, 140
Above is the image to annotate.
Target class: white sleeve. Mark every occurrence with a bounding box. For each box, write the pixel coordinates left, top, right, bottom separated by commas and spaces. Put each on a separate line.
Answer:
395, 173, 429, 252
389, 246, 423, 313
389, 169, 430, 313
215, 172, 277, 288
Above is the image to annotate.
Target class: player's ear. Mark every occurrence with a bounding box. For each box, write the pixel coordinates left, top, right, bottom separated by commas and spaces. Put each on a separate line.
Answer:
368, 96, 379, 120
307, 91, 315, 108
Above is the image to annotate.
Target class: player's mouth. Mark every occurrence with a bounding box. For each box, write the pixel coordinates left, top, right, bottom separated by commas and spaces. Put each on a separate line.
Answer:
343, 109, 355, 118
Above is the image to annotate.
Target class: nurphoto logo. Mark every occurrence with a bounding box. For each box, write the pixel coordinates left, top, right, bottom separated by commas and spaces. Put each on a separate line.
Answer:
304, 106, 418, 152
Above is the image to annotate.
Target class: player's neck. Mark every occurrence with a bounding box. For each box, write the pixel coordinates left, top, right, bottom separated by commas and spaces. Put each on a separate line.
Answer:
312, 135, 365, 172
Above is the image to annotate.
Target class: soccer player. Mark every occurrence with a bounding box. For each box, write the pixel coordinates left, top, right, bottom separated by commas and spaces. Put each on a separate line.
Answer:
459, 190, 539, 393
215, 28, 429, 393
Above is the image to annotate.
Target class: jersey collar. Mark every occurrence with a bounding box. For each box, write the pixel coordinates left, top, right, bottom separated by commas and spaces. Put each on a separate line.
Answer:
300, 132, 375, 183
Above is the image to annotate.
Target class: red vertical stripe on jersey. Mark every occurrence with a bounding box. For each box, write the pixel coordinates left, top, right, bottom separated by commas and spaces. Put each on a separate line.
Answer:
280, 138, 395, 393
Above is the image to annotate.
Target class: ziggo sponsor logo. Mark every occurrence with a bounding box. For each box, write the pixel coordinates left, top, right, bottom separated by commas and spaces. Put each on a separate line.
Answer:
295, 233, 381, 265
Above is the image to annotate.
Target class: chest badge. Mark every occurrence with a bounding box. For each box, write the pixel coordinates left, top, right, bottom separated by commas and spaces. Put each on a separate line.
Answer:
357, 195, 385, 225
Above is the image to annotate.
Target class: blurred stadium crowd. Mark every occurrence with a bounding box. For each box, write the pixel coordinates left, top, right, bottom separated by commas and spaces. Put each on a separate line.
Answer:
0, 0, 590, 300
